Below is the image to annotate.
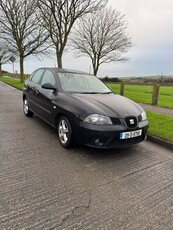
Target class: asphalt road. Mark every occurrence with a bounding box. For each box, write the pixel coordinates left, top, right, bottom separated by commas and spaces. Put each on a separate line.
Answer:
0, 81, 173, 230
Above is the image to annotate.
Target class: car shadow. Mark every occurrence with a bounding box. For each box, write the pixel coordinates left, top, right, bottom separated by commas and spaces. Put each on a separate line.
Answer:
72, 144, 138, 159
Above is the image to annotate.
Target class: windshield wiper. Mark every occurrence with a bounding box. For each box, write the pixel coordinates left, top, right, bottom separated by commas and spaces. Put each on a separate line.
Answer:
78, 91, 112, 94
102, 92, 112, 94
79, 92, 101, 94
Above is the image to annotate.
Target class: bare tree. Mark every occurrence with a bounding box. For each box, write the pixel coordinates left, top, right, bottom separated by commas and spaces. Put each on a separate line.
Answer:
0, 0, 49, 82
0, 40, 11, 77
70, 7, 132, 76
37, 0, 108, 68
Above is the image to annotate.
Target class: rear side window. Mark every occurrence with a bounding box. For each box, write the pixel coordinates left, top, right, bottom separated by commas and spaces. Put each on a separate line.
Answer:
41, 70, 56, 86
31, 69, 44, 84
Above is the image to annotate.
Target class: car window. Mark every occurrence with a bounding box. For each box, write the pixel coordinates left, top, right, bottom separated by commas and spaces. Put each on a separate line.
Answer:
41, 70, 56, 86
58, 72, 111, 93
31, 69, 44, 84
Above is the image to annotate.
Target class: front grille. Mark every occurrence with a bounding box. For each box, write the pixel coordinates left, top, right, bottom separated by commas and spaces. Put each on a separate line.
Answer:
125, 116, 138, 128
87, 131, 146, 149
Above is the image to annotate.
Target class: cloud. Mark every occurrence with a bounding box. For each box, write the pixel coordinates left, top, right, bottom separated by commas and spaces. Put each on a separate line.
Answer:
109, 0, 173, 45
3, 0, 173, 77
107, 0, 173, 76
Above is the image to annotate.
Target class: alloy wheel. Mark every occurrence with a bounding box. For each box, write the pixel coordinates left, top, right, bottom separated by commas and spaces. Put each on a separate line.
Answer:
59, 119, 69, 144
23, 99, 29, 115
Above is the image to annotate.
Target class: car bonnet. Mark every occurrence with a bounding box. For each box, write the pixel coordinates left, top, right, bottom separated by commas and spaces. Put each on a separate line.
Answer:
72, 93, 143, 119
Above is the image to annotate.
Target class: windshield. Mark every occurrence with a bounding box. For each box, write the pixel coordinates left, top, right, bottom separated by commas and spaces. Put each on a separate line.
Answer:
58, 72, 112, 94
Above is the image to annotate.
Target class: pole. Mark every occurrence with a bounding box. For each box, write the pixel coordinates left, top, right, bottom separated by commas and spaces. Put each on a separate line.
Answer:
12, 62, 14, 77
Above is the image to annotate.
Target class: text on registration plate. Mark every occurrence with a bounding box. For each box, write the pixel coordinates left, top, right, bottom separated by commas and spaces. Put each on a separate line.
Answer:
120, 129, 142, 140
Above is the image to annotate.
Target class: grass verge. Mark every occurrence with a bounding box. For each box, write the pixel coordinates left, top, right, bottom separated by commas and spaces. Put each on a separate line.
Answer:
0, 76, 24, 90
106, 82, 173, 109
146, 111, 173, 142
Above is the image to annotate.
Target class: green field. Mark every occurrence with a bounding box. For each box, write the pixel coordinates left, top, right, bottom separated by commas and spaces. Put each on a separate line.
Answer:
146, 111, 173, 142
107, 83, 173, 109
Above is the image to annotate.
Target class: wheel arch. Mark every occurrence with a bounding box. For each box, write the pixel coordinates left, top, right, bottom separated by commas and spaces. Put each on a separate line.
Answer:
55, 112, 76, 129
23, 94, 26, 101
55, 113, 66, 127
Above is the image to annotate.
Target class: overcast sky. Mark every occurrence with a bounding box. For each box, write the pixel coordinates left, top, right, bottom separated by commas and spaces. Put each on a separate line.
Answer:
4, 0, 173, 77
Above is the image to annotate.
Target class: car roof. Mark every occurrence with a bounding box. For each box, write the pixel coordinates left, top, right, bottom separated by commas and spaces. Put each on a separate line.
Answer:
40, 67, 93, 75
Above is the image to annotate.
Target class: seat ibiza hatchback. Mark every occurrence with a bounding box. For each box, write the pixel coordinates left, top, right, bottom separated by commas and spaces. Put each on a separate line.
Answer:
23, 68, 149, 148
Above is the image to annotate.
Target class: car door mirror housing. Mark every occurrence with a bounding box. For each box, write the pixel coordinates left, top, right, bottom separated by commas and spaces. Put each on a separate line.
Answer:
42, 83, 57, 91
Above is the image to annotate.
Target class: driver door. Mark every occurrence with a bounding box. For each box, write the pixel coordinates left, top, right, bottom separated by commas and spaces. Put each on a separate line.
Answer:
36, 69, 57, 124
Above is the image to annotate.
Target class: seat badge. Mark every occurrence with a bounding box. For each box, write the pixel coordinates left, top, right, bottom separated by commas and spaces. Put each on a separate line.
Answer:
130, 119, 134, 125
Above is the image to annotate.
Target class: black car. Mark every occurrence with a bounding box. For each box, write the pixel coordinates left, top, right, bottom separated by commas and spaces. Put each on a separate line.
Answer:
23, 68, 149, 148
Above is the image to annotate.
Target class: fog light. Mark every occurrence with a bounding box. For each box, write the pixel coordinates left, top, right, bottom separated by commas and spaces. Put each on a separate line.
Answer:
94, 138, 104, 147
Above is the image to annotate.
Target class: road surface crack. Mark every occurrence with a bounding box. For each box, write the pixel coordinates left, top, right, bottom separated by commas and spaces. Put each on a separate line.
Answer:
60, 189, 91, 225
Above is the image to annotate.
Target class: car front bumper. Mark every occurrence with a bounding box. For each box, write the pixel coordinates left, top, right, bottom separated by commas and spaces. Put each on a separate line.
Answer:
73, 120, 149, 149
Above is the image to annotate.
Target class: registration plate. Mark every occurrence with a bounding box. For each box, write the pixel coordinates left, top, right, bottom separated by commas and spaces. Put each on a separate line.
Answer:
120, 129, 142, 140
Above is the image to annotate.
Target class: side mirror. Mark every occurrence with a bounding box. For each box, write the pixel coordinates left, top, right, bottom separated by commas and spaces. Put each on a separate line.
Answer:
42, 83, 57, 91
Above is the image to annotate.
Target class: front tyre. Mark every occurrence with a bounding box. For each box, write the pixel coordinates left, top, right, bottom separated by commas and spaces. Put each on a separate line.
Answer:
23, 98, 34, 117
58, 116, 74, 148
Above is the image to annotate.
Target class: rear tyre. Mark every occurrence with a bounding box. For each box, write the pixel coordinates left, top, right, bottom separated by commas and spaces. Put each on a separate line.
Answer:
58, 116, 74, 148
23, 98, 34, 117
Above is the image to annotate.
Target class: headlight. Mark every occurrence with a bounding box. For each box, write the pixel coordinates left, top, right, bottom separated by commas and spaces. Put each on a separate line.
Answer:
141, 111, 147, 121
84, 114, 112, 125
